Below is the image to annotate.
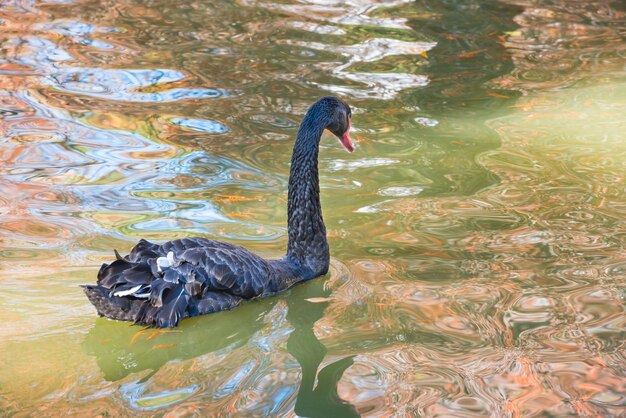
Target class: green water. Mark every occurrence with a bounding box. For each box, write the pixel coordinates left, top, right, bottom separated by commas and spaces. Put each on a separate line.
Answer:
0, 0, 624, 416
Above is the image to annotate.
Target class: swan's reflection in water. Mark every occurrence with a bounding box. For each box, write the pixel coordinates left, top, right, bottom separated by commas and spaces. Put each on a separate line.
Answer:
83, 300, 273, 382
285, 279, 359, 418
83, 276, 358, 416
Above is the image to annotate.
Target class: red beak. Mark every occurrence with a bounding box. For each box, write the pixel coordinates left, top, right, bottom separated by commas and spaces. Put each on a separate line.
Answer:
339, 119, 355, 152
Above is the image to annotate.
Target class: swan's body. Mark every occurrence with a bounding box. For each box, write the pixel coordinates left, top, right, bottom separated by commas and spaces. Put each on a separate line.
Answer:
83, 97, 353, 328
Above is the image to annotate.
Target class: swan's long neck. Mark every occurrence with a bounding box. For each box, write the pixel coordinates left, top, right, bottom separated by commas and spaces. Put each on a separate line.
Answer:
286, 108, 330, 277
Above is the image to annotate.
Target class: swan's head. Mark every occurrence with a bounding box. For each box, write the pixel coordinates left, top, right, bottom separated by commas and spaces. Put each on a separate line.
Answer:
319, 96, 354, 153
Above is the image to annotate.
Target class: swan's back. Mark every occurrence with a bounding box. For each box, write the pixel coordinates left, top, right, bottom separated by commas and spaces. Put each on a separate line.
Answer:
84, 238, 280, 327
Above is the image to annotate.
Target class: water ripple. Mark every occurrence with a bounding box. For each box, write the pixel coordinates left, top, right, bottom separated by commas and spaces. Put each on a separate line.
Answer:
45, 68, 225, 102
299, 38, 435, 99
171, 117, 229, 133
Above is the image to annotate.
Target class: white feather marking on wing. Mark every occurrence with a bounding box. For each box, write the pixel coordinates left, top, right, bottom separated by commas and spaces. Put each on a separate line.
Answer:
113, 284, 142, 297
133, 286, 151, 298
156, 253, 172, 272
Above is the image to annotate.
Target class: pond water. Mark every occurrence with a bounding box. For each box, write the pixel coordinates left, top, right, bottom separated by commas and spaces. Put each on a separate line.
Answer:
0, 0, 624, 416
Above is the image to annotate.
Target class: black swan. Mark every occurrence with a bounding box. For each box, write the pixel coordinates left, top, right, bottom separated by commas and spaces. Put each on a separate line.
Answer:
83, 96, 354, 328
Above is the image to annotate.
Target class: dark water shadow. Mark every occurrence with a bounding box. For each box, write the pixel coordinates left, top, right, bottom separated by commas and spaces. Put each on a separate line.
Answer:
286, 279, 360, 418
82, 276, 358, 416
82, 297, 276, 382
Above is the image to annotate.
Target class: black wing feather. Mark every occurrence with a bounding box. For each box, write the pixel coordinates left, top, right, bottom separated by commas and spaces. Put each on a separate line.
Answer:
85, 238, 277, 328
153, 284, 188, 328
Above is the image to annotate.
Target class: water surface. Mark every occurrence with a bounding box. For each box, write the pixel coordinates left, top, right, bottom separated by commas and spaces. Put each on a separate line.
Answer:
0, 0, 624, 416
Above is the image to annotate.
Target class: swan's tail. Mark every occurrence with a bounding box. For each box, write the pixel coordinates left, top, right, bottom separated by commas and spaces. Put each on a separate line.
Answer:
82, 250, 190, 328
82, 284, 144, 322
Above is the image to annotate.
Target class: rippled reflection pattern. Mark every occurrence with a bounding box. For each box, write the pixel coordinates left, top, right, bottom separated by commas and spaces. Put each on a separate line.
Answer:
0, 0, 624, 416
